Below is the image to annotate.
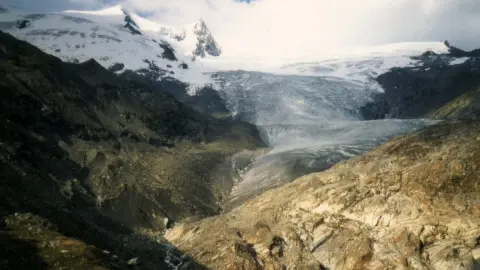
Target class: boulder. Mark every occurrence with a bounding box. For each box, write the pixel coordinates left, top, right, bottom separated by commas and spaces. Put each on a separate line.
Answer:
107, 62, 125, 73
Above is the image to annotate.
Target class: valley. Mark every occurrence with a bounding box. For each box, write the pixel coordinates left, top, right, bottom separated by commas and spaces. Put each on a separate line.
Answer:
1, 3, 480, 270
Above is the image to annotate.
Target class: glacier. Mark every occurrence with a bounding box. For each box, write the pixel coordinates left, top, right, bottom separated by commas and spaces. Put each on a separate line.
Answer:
0, 4, 469, 208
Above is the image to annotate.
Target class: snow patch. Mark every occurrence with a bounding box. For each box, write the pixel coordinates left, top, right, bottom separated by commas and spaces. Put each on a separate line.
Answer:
449, 57, 469, 65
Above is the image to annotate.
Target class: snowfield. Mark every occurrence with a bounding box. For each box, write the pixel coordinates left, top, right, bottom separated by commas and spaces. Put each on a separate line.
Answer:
0, 5, 221, 89
0, 4, 471, 90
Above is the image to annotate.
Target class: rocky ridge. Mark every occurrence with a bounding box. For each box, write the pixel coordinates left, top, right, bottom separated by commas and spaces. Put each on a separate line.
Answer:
191, 19, 222, 60
361, 42, 480, 119
430, 86, 480, 120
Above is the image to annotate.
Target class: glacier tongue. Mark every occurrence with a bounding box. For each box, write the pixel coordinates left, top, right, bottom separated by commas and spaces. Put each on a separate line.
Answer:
215, 70, 436, 209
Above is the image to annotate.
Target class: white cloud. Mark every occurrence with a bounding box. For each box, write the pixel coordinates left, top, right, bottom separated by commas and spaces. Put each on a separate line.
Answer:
68, 0, 102, 6
5, 0, 480, 59
119, 0, 480, 59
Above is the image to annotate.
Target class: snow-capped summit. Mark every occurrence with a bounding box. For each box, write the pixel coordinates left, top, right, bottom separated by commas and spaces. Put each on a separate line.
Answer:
166, 19, 222, 60
191, 19, 222, 59
0, 5, 222, 89
63, 5, 221, 59
64, 5, 151, 36
118, 6, 142, 35
65, 5, 143, 35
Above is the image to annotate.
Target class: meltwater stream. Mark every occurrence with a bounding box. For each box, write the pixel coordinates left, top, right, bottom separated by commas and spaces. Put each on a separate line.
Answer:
214, 71, 434, 210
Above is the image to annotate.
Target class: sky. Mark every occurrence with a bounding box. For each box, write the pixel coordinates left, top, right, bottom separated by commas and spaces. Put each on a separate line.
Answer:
2, 0, 480, 59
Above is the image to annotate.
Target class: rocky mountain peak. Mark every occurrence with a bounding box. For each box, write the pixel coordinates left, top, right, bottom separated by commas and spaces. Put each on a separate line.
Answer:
191, 19, 221, 60
120, 7, 142, 35
444, 40, 451, 48
443, 39, 480, 57
193, 19, 208, 33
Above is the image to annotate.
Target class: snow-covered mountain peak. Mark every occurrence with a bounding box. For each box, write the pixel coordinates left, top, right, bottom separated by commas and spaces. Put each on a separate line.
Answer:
64, 5, 142, 35
1, 3, 470, 96
61, 5, 222, 59
0, 5, 220, 89
188, 18, 222, 60
193, 19, 208, 33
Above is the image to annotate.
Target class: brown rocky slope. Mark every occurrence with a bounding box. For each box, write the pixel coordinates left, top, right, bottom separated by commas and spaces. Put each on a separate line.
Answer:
167, 120, 480, 269
430, 86, 480, 120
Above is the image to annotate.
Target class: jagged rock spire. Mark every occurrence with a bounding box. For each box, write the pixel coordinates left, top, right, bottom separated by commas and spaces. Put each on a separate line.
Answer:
191, 19, 221, 60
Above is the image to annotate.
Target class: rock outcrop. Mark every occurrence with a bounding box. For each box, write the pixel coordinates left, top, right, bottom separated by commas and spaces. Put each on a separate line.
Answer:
360, 49, 480, 119
167, 121, 480, 269
159, 41, 178, 61
122, 8, 142, 35
108, 62, 125, 72
444, 40, 480, 58
430, 86, 480, 120
16, 19, 31, 29
191, 19, 222, 60
0, 31, 263, 268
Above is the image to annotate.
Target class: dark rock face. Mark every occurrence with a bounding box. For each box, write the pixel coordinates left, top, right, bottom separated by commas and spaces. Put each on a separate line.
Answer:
107, 62, 124, 72
191, 20, 221, 59
118, 71, 231, 120
122, 8, 142, 35
0, 31, 263, 268
179, 62, 189, 69
361, 53, 480, 119
122, 59, 172, 82
124, 23, 142, 35
159, 41, 178, 61
16, 20, 31, 29
183, 87, 231, 118
359, 92, 391, 120
431, 86, 480, 120
444, 40, 480, 58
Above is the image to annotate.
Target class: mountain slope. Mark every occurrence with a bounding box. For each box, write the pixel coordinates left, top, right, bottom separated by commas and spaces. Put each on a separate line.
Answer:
430, 86, 480, 120
167, 120, 480, 270
359, 46, 480, 119
0, 30, 262, 269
